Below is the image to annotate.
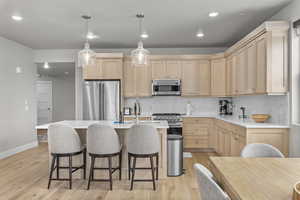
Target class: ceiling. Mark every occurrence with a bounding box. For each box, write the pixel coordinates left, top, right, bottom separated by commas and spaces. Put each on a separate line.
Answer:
0, 0, 292, 49
37, 62, 75, 77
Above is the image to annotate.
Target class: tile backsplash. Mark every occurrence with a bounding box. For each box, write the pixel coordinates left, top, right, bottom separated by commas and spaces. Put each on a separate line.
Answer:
124, 95, 289, 124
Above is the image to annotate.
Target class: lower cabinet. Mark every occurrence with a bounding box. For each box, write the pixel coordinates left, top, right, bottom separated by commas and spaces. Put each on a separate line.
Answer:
183, 117, 213, 149
183, 117, 289, 156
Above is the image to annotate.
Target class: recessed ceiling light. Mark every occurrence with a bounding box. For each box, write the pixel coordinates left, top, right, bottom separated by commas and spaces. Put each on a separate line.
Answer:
196, 33, 204, 38
43, 62, 50, 69
86, 32, 99, 40
196, 29, 204, 38
140, 32, 149, 39
209, 12, 219, 17
12, 15, 23, 21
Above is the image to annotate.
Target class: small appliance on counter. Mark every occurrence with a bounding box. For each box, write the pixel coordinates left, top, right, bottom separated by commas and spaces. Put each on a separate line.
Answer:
123, 107, 132, 115
219, 99, 233, 116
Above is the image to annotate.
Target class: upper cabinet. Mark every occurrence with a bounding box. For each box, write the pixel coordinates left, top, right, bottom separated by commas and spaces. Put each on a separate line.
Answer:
151, 60, 181, 79
182, 60, 210, 96
211, 58, 226, 97
123, 60, 152, 97
83, 53, 123, 80
226, 21, 289, 96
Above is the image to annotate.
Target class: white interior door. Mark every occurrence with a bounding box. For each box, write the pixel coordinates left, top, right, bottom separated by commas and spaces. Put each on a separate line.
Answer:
36, 81, 52, 125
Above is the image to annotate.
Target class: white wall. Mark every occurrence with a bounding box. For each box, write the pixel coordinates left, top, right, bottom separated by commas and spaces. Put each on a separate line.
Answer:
125, 95, 288, 123
270, 0, 300, 156
0, 36, 37, 158
38, 75, 75, 122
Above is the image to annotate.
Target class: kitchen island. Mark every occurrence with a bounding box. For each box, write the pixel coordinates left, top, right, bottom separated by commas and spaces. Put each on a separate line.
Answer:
36, 120, 169, 179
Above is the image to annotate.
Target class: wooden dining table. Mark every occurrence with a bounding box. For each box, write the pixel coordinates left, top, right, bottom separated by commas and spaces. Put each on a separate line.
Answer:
209, 157, 300, 200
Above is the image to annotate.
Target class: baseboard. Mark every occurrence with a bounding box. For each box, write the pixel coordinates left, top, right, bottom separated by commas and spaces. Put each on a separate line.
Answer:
0, 141, 38, 159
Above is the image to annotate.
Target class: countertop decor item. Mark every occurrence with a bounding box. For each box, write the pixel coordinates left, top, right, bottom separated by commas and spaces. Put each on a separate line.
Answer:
251, 114, 270, 123
293, 181, 300, 200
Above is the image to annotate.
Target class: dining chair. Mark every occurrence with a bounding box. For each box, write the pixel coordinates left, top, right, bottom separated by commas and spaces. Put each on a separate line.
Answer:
47, 124, 86, 189
194, 163, 231, 200
86, 124, 122, 190
240, 143, 284, 158
127, 124, 160, 190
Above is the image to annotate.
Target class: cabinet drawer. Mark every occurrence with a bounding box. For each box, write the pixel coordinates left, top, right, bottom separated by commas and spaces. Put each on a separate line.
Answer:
183, 117, 212, 125
184, 136, 209, 148
183, 127, 209, 136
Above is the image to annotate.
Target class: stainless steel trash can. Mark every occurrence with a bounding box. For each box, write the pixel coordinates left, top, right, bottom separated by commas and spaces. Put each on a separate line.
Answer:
167, 135, 183, 176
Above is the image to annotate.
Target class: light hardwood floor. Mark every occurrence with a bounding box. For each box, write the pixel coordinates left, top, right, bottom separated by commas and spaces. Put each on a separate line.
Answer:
0, 143, 215, 200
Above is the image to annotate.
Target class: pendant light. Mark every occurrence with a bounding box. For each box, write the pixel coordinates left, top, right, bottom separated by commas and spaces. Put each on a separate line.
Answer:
78, 15, 96, 67
131, 13, 150, 67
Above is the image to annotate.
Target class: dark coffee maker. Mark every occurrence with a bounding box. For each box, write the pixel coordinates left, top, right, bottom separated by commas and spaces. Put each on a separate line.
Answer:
219, 99, 233, 116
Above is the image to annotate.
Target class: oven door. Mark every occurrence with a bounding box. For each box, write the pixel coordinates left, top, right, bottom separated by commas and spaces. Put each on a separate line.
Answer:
167, 127, 182, 135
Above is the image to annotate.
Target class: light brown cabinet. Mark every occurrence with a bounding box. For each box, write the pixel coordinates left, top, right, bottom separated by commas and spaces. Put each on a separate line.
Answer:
256, 34, 267, 94
83, 55, 123, 80
183, 117, 289, 156
211, 58, 226, 97
151, 60, 181, 79
182, 60, 210, 96
123, 60, 152, 97
183, 117, 212, 149
236, 48, 248, 95
226, 55, 237, 96
246, 41, 257, 94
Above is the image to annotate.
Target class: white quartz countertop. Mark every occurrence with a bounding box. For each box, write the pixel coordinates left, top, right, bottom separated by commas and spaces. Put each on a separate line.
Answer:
182, 115, 289, 129
36, 120, 169, 130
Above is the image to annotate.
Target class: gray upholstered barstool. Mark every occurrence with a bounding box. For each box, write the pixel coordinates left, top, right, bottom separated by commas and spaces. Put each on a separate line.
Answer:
86, 124, 122, 190
127, 124, 160, 190
47, 124, 86, 189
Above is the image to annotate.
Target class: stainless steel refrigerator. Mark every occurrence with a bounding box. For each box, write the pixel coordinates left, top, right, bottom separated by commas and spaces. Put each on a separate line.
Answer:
82, 80, 120, 121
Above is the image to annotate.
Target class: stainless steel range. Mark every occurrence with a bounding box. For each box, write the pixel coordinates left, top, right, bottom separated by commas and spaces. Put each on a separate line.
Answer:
152, 113, 182, 135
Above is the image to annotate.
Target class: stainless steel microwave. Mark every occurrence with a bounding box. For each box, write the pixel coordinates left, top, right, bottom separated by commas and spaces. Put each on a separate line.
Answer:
152, 80, 181, 96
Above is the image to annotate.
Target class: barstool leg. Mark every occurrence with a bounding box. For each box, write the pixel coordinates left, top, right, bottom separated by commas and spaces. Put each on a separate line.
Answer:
150, 156, 156, 191
47, 155, 56, 189
119, 150, 122, 180
128, 153, 131, 180
56, 156, 60, 179
83, 149, 86, 179
87, 156, 95, 190
108, 157, 113, 190
68, 156, 72, 189
130, 157, 136, 190
156, 154, 159, 180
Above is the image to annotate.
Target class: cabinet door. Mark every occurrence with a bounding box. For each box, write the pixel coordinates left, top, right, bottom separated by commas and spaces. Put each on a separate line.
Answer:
123, 61, 136, 97
211, 58, 226, 96
230, 132, 240, 156
246, 42, 257, 94
181, 60, 202, 96
82, 62, 102, 80
199, 61, 211, 95
256, 35, 267, 94
226, 57, 232, 96
236, 49, 247, 95
165, 60, 182, 79
151, 60, 166, 79
231, 55, 237, 95
101, 59, 123, 79
224, 130, 231, 156
136, 65, 152, 97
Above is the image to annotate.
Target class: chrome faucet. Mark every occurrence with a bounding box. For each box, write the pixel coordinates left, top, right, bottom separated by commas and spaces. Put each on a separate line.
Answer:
239, 106, 248, 119
133, 99, 141, 121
